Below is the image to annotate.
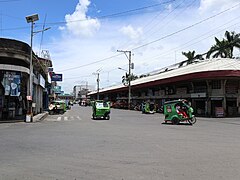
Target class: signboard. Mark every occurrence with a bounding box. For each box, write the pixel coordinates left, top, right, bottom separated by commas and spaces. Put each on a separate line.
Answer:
39, 74, 45, 88
51, 73, 63, 81
211, 97, 223, 100
215, 107, 224, 117
53, 86, 62, 94
176, 88, 187, 95
2, 72, 21, 96
191, 93, 206, 98
27, 96, 32, 101
48, 67, 53, 72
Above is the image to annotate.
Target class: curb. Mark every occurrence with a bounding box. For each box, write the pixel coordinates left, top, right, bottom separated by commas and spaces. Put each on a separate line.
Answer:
33, 112, 49, 122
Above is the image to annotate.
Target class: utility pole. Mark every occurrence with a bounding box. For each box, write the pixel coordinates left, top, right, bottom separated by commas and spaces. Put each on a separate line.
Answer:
93, 69, 101, 100
97, 72, 100, 100
25, 14, 39, 123
25, 14, 50, 122
117, 50, 132, 110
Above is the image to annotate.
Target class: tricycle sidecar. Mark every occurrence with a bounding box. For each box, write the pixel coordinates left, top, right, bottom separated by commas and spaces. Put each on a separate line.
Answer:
92, 100, 110, 120
163, 99, 196, 125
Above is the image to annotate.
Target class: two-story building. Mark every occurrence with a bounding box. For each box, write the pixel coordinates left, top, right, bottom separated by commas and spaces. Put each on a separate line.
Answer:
0, 38, 51, 121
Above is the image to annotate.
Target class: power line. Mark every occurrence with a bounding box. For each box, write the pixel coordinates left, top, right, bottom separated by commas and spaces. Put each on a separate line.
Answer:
118, 0, 185, 49
39, 14, 47, 55
57, 3, 240, 73
0, 0, 22, 2
102, 9, 240, 77
0, 13, 23, 21
142, 0, 198, 42
59, 53, 123, 72
41, 0, 176, 26
132, 2, 240, 51
0, 0, 175, 32
64, 74, 93, 80
143, 17, 240, 64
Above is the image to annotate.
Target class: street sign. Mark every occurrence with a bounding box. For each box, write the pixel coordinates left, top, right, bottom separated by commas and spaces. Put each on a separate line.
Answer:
51, 73, 63, 81
53, 86, 62, 94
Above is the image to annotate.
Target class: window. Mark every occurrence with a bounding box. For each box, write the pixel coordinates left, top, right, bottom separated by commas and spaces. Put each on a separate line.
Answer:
212, 80, 221, 89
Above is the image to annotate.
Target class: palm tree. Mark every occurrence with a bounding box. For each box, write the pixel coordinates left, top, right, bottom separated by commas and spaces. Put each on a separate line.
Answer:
179, 51, 203, 67
225, 31, 240, 58
206, 37, 231, 59
122, 73, 138, 86
182, 51, 196, 64
122, 73, 128, 86
139, 73, 150, 78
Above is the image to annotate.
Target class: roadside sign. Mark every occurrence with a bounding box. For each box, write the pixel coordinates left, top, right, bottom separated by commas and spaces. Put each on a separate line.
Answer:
51, 73, 63, 81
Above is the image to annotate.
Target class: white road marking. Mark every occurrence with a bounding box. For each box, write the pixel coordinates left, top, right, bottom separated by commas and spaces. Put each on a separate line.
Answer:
47, 116, 82, 122
76, 116, 82, 120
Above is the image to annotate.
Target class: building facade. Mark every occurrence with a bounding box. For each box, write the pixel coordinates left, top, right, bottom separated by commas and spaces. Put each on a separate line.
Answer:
88, 58, 240, 117
0, 38, 50, 121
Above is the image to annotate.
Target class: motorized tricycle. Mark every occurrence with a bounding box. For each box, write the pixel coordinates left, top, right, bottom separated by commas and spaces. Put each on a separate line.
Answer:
163, 99, 196, 125
92, 100, 110, 120
48, 100, 67, 115
142, 102, 155, 114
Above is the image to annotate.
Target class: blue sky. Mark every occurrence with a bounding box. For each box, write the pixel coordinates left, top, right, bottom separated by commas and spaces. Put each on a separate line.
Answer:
1, 0, 240, 93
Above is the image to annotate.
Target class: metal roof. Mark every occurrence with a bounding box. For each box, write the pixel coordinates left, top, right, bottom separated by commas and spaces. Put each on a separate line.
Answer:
88, 58, 240, 95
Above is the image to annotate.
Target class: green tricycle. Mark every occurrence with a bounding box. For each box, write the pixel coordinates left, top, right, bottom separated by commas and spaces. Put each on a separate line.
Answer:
163, 99, 196, 125
142, 102, 155, 114
48, 100, 67, 115
92, 100, 110, 120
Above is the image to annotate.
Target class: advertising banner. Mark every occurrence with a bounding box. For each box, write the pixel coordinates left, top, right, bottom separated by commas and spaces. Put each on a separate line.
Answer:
53, 86, 62, 94
39, 74, 45, 88
51, 73, 63, 81
1, 72, 21, 96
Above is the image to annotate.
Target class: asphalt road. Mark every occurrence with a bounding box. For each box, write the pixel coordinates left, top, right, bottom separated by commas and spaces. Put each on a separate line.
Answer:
0, 105, 240, 180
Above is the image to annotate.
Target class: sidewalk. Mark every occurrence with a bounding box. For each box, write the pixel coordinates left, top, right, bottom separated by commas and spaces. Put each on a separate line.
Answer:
0, 112, 49, 123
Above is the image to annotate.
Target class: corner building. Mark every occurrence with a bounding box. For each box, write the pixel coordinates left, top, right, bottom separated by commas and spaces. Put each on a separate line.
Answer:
0, 38, 48, 121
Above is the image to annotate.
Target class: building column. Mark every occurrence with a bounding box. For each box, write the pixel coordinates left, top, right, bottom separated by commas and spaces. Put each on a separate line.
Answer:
206, 80, 211, 116
223, 80, 227, 116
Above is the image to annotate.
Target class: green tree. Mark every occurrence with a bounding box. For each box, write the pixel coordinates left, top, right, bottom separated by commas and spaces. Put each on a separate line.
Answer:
206, 37, 231, 59
182, 50, 196, 63
224, 31, 240, 58
179, 51, 203, 67
122, 73, 138, 86
139, 73, 150, 78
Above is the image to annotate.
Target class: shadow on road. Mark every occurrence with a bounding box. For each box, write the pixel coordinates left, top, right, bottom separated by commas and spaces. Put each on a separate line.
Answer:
161, 122, 192, 126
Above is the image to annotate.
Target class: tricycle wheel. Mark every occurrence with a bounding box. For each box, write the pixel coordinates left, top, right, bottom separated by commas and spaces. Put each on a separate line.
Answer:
188, 116, 196, 125
172, 117, 179, 125
49, 111, 54, 115
105, 115, 110, 120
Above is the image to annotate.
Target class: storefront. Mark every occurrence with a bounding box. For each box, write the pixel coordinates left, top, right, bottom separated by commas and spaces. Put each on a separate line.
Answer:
0, 70, 28, 120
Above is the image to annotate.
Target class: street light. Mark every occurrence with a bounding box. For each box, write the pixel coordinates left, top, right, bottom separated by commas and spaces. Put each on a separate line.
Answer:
118, 67, 128, 72
25, 14, 50, 122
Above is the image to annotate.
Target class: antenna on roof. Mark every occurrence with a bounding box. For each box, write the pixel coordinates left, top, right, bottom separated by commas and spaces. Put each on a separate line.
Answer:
39, 14, 47, 57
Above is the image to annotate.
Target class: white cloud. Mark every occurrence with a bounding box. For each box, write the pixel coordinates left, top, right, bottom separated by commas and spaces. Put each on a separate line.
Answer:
166, 4, 172, 11
46, 1, 240, 93
199, 0, 239, 13
64, 0, 100, 37
120, 25, 143, 41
